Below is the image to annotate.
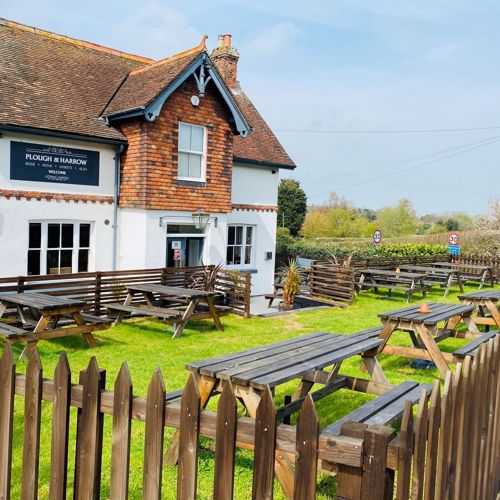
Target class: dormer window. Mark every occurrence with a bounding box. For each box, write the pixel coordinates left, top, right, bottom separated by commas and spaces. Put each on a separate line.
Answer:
178, 122, 206, 181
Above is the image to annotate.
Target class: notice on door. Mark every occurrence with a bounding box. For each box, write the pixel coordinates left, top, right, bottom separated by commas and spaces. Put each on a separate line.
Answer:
10, 141, 100, 186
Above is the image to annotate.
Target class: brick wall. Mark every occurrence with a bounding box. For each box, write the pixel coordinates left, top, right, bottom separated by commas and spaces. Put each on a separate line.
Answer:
118, 77, 234, 212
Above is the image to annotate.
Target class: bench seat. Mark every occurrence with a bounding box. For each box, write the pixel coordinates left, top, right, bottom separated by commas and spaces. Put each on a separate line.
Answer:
453, 330, 499, 357
324, 381, 432, 434
0, 321, 31, 338
105, 303, 181, 320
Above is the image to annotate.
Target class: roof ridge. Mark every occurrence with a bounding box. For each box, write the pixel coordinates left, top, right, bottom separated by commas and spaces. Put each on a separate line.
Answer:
129, 35, 208, 75
0, 17, 153, 64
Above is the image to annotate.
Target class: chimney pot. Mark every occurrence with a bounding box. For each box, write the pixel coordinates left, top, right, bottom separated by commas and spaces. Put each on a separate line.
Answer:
217, 34, 224, 48
223, 34, 232, 48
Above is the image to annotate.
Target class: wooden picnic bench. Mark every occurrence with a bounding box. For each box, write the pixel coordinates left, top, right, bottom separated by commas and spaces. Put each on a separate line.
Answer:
0, 292, 111, 359
432, 262, 494, 288
106, 283, 226, 338
357, 268, 430, 302
457, 289, 500, 329
165, 327, 400, 498
377, 302, 494, 377
398, 264, 464, 297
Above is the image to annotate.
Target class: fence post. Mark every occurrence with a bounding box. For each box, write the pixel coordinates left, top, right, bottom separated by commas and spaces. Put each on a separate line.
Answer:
161, 268, 167, 285
360, 425, 396, 500
17, 276, 25, 293
94, 272, 102, 316
244, 272, 251, 318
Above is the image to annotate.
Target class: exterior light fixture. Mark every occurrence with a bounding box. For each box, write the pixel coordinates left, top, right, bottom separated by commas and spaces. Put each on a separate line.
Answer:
191, 211, 211, 230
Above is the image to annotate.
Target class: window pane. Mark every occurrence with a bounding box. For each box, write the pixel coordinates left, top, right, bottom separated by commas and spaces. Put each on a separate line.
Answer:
27, 250, 40, 275
78, 249, 89, 272
29, 223, 41, 249
47, 250, 59, 272
178, 152, 189, 177
188, 153, 202, 178
190, 126, 204, 152
61, 224, 73, 248
245, 245, 252, 264
226, 246, 233, 265
47, 224, 60, 248
233, 246, 241, 265
228, 226, 235, 245
179, 123, 191, 150
80, 224, 90, 248
246, 227, 253, 245
235, 226, 243, 245
60, 250, 72, 268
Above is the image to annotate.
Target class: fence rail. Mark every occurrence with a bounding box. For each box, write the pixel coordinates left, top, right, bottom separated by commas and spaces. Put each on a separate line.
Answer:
0, 335, 498, 499
0, 266, 251, 318
309, 262, 356, 305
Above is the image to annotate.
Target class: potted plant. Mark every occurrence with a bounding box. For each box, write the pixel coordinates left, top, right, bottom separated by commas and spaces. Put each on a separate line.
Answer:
278, 259, 304, 310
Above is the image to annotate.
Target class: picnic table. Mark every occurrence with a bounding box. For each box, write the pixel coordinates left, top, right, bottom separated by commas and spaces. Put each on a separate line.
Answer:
106, 283, 225, 338
165, 328, 429, 497
0, 292, 111, 360
398, 264, 464, 297
432, 262, 494, 288
376, 302, 496, 378
357, 268, 429, 302
457, 289, 500, 329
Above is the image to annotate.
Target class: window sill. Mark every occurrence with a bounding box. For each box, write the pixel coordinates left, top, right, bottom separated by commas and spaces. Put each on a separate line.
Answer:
226, 266, 258, 274
176, 178, 206, 187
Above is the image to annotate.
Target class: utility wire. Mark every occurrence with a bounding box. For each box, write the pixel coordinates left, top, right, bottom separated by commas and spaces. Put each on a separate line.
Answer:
301, 134, 500, 187
277, 125, 500, 134
307, 135, 500, 199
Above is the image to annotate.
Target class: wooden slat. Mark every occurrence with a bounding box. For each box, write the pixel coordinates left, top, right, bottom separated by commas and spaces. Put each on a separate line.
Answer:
214, 380, 237, 500
396, 401, 414, 500
177, 374, 201, 500
423, 380, 441, 500
142, 368, 166, 500
411, 389, 429, 500
0, 345, 15, 500
252, 387, 276, 500
110, 363, 132, 500
74, 357, 102, 500
49, 352, 71, 500
293, 394, 319, 500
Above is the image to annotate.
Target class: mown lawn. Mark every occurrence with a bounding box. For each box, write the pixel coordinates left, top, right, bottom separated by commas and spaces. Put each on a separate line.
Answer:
6, 283, 498, 499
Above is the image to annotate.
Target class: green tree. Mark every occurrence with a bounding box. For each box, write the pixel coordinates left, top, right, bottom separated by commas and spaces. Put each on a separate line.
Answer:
277, 179, 307, 236
376, 199, 419, 237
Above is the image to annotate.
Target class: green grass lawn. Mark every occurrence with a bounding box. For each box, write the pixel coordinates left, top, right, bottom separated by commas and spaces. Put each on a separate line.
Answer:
6, 283, 499, 499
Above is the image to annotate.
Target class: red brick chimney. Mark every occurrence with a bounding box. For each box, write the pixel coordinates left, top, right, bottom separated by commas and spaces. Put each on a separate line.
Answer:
211, 34, 239, 89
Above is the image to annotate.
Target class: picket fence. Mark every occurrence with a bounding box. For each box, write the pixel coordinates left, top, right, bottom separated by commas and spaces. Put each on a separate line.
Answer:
0, 336, 498, 499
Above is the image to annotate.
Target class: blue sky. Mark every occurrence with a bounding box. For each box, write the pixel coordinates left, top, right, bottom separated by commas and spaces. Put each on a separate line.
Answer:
2, 0, 500, 215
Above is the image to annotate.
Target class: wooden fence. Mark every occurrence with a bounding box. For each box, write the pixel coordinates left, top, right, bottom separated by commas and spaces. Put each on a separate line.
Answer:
309, 262, 356, 305
1, 336, 498, 499
0, 266, 251, 318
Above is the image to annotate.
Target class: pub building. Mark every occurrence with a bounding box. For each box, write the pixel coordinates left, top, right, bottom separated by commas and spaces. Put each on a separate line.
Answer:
0, 19, 296, 295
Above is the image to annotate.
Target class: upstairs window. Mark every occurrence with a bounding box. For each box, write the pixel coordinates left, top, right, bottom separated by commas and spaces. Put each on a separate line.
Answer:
178, 122, 206, 181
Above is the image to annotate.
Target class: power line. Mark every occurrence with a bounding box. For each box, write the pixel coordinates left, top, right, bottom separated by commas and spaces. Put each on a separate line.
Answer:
276, 125, 500, 134
307, 135, 500, 199
301, 135, 500, 187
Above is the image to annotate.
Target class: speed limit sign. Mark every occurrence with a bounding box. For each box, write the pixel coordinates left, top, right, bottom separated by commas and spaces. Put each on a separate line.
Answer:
373, 229, 382, 245
448, 232, 459, 245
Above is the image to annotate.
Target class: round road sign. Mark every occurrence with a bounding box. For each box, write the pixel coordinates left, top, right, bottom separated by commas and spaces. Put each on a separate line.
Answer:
448, 232, 459, 245
373, 229, 382, 244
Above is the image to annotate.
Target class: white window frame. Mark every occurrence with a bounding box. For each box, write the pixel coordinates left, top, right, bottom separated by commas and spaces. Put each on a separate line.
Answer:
226, 224, 255, 268
177, 122, 207, 182
27, 220, 94, 275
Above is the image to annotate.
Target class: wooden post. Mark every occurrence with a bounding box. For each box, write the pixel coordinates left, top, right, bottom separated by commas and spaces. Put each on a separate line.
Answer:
244, 272, 251, 318
94, 272, 102, 316
17, 275, 25, 294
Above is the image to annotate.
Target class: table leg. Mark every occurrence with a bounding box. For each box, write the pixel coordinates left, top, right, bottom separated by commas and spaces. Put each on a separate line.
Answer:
0, 301, 7, 319
113, 291, 135, 326
292, 380, 314, 401
462, 314, 482, 336
376, 320, 398, 354
72, 312, 98, 348
444, 274, 453, 298
485, 300, 500, 328
172, 297, 199, 339
164, 374, 216, 466
143, 291, 156, 307
414, 324, 450, 378
457, 272, 464, 293
361, 355, 389, 384
206, 296, 223, 331
19, 314, 51, 361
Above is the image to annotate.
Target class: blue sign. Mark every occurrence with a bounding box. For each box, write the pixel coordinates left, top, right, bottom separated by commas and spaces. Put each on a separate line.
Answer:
448, 244, 461, 255
10, 141, 100, 186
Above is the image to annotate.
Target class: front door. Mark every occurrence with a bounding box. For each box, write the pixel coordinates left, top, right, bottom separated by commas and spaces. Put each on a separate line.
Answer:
167, 237, 204, 267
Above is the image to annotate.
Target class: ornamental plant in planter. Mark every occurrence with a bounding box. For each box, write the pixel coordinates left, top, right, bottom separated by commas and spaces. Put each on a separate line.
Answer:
278, 259, 304, 311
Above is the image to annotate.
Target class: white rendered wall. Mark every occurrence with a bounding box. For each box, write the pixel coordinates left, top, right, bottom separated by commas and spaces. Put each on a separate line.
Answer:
0, 197, 114, 276
0, 131, 116, 196
232, 163, 279, 205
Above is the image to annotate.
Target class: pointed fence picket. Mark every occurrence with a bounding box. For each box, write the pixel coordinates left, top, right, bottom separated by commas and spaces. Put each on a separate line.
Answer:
0, 335, 498, 499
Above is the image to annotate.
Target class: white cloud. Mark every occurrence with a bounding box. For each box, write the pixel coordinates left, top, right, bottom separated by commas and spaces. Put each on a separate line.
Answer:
243, 22, 301, 57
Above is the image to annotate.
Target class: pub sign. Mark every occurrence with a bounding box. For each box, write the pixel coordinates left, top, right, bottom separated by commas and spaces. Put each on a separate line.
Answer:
10, 141, 100, 186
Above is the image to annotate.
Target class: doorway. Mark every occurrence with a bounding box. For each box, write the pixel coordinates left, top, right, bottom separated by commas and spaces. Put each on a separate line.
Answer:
167, 237, 204, 268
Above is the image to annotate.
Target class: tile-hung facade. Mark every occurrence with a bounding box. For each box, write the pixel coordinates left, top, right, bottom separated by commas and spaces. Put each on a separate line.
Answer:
0, 20, 296, 295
